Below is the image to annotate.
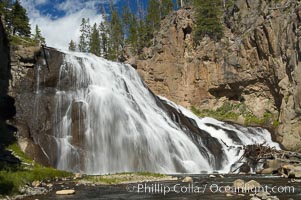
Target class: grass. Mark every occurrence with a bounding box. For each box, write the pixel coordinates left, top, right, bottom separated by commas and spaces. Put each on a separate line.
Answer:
9, 35, 39, 47
0, 143, 72, 195
191, 102, 241, 121
84, 172, 166, 185
191, 102, 277, 127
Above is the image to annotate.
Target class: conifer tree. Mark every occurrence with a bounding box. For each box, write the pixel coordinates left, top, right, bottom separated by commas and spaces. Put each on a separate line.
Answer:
89, 23, 101, 56
10, 0, 31, 36
127, 15, 138, 51
78, 18, 91, 52
160, 0, 174, 18
33, 24, 45, 44
193, 0, 223, 42
146, 0, 160, 32
98, 5, 110, 58
68, 40, 76, 51
108, 6, 124, 60
121, 5, 139, 51
137, 20, 152, 52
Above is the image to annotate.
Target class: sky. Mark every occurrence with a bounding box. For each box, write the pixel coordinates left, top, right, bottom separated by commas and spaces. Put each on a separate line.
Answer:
19, 0, 147, 50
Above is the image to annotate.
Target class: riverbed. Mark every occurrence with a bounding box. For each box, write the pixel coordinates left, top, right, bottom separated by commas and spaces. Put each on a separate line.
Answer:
22, 174, 301, 200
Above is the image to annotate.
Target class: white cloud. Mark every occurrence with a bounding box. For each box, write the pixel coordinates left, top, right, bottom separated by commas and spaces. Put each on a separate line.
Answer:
35, 0, 48, 5
31, 9, 103, 50
20, 0, 109, 50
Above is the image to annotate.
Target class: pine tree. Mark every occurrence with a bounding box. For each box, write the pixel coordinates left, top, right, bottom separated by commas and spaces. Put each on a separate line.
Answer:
193, 0, 224, 42
137, 20, 152, 52
33, 24, 45, 44
10, 0, 31, 36
160, 0, 174, 18
127, 15, 138, 51
89, 23, 101, 56
68, 40, 76, 51
0, 0, 12, 29
78, 18, 91, 52
98, 5, 110, 58
108, 6, 124, 60
146, 0, 160, 32
121, 5, 139, 51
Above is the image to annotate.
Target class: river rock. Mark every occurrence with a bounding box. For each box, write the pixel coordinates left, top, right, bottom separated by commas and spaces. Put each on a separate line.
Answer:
56, 189, 76, 195
256, 191, 270, 198
209, 174, 216, 178
250, 197, 261, 200
74, 173, 82, 179
261, 168, 275, 174
289, 166, 301, 178
245, 180, 261, 190
182, 176, 193, 182
31, 180, 41, 187
233, 179, 245, 188
264, 159, 283, 171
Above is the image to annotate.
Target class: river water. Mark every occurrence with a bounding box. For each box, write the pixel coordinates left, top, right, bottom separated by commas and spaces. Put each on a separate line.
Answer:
23, 174, 301, 200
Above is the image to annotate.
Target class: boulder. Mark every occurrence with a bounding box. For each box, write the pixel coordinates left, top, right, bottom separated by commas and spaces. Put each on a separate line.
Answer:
288, 166, 301, 178
260, 168, 275, 174
245, 180, 261, 190
256, 191, 270, 199
233, 179, 245, 188
182, 176, 193, 183
56, 189, 76, 195
31, 180, 41, 187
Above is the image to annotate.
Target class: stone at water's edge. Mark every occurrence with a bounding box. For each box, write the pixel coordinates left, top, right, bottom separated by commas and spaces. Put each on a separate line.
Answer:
55, 189, 75, 195
233, 179, 245, 188
182, 176, 193, 183
245, 180, 261, 190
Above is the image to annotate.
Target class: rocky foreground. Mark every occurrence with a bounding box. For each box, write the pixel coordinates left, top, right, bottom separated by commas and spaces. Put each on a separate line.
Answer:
8, 173, 300, 200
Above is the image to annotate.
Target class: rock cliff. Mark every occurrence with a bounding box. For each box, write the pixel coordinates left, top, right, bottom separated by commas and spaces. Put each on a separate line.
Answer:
0, 20, 16, 157
129, 0, 301, 152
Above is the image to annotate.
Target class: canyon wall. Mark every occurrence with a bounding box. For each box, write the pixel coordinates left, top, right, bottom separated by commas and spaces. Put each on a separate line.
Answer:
128, 0, 301, 152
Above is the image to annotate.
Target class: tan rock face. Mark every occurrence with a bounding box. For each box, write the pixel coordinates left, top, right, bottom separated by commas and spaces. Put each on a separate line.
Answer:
129, 1, 301, 152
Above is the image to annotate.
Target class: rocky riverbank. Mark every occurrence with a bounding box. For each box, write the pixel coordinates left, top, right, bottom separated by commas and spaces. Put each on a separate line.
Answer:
17, 174, 301, 200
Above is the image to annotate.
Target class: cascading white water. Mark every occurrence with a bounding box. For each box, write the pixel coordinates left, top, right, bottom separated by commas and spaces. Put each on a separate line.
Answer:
53, 51, 280, 175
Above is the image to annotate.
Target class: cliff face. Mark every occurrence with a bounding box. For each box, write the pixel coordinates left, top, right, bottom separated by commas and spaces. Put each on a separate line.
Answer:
12, 47, 63, 166
130, 0, 301, 152
0, 20, 16, 152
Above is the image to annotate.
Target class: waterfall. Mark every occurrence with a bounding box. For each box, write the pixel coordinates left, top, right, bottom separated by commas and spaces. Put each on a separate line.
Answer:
52, 51, 280, 175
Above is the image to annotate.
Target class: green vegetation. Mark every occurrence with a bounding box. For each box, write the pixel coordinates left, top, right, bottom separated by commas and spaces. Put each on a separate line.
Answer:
191, 102, 240, 121
1, 0, 46, 46
9, 34, 39, 47
9, 0, 31, 36
33, 25, 45, 44
68, 40, 76, 51
191, 102, 278, 127
0, 143, 72, 195
70, 0, 175, 60
84, 172, 165, 185
89, 23, 101, 56
193, 0, 224, 43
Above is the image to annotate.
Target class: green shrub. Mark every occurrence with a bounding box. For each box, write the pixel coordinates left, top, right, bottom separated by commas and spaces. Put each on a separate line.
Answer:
0, 144, 72, 195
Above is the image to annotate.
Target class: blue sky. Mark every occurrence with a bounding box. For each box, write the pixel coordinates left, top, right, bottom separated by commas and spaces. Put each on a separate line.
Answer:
20, 0, 149, 49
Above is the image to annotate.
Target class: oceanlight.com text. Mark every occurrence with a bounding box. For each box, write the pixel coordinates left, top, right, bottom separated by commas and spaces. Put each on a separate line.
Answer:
126, 183, 295, 195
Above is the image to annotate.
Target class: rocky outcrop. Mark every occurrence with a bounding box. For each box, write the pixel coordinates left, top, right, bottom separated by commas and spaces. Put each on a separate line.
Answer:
129, 0, 301, 152
12, 47, 63, 166
9, 45, 40, 97
0, 19, 16, 153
